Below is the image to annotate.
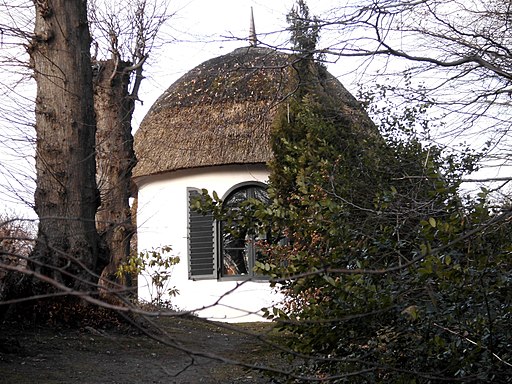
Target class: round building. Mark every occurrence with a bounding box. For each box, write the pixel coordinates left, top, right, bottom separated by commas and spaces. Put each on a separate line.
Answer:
133, 46, 374, 321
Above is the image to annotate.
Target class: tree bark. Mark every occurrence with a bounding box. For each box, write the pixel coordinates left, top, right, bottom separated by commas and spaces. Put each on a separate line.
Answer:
30, 0, 106, 291
93, 59, 137, 296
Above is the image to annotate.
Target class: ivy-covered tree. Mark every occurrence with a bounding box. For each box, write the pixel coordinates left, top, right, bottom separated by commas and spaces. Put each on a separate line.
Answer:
262, 85, 511, 381
196, 1, 511, 381
249, 4, 511, 381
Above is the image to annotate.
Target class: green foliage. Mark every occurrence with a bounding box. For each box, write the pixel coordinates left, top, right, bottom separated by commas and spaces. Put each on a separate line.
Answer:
118, 245, 180, 308
192, 6, 511, 379
255, 77, 511, 380
214, 62, 509, 381
287, 0, 320, 55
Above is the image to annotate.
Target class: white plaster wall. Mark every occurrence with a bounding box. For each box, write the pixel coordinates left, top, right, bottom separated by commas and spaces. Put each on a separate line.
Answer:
135, 164, 282, 322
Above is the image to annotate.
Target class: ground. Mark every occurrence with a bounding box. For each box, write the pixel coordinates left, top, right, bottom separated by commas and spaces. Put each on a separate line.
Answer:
0, 316, 288, 384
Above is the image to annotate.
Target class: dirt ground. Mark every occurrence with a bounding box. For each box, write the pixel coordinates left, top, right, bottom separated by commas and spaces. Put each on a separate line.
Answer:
0, 316, 289, 384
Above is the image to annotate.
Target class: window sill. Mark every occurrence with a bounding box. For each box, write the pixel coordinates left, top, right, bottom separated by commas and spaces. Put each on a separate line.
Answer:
218, 275, 269, 282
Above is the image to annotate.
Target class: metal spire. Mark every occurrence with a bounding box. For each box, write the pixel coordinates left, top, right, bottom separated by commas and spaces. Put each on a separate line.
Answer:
249, 7, 257, 47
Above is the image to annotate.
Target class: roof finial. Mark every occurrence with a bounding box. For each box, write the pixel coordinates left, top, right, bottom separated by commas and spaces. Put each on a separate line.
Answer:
249, 7, 257, 47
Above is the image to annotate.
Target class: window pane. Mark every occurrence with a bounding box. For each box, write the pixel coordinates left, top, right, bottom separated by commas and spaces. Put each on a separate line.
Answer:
253, 187, 270, 204
221, 185, 269, 277
223, 232, 245, 249
224, 189, 248, 209
223, 247, 249, 275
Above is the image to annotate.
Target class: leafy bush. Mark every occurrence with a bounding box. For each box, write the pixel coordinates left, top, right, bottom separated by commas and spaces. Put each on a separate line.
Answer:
250, 64, 511, 381
118, 245, 180, 308
193, 2, 511, 378
194, 59, 511, 382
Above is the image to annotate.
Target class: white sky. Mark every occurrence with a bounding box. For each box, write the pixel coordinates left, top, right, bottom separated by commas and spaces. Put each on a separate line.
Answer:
2, 0, 355, 218
0, 0, 505, 218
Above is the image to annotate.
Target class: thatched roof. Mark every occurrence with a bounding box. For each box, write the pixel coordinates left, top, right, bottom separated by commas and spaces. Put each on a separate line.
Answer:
133, 46, 376, 179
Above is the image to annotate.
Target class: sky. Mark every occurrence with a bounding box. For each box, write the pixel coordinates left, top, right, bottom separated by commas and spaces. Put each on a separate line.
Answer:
133, 0, 291, 126
0, 0, 505, 219
1, 0, 367, 218
0, 0, 309, 218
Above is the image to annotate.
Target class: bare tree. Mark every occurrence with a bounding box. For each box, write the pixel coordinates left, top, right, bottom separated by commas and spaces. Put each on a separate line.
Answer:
0, 0, 171, 302
0, 1, 37, 215
89, 0, 171, 297
313, 0, 512, 175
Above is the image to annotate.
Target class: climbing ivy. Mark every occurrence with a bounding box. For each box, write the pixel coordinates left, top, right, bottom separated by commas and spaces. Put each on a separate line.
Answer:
192, 2, 511, 380
253, 53, 512, 380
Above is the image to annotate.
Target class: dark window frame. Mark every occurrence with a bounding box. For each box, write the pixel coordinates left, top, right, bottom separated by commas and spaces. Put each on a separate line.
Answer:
218, 182, 269, 280
187, 182, 268, 281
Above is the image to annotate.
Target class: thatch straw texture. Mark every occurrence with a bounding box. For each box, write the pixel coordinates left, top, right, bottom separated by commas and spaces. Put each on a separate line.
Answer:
133, 46, 375, 178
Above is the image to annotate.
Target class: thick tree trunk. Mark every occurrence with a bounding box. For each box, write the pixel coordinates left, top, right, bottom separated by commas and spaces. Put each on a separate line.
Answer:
93, 59, 137, 296
30, 0, 106, 291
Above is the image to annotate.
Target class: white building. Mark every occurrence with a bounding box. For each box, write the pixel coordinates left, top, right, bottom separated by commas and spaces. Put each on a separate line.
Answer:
132, 45, 371, 321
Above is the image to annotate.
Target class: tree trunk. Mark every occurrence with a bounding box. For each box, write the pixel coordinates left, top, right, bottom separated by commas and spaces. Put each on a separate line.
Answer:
93, 59, 137, 296
30, 0, 106, 291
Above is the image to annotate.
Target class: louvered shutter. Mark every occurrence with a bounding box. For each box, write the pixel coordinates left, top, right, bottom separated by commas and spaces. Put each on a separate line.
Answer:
187, 188, 216, 279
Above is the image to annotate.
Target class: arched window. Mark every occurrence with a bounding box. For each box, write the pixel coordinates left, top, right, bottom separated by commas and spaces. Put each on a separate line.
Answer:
220, 184, 269, 277
187, 183, 269, 280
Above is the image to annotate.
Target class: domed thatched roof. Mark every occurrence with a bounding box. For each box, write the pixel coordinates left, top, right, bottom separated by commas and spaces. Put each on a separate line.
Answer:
133, 46, 376, 179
